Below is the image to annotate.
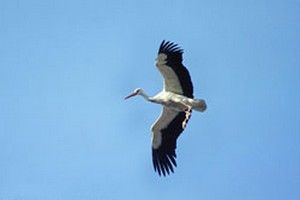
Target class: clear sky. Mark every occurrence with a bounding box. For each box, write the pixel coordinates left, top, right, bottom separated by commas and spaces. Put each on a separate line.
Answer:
1, 0, 300, 199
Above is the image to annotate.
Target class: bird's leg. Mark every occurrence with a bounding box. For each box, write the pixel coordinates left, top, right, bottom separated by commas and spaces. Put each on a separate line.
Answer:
182, 105, 192, 129
173, 100, 192, 129
170, 99, 192, 128
184, 106, 192, 118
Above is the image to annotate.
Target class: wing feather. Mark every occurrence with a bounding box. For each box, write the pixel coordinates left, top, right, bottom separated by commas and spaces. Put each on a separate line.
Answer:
151, 107, 192, 176
156, 40, 194, 98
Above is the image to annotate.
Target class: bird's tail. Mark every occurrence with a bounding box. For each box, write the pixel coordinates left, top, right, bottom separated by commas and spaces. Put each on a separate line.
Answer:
192, 99, 207, 112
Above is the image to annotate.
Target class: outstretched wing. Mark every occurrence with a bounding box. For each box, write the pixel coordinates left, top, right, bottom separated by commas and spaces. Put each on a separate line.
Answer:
151, 107, 192, 176
155, 40, 194, 98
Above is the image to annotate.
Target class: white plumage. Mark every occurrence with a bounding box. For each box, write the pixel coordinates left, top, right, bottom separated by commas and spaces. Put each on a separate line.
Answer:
125, 40, 206, 176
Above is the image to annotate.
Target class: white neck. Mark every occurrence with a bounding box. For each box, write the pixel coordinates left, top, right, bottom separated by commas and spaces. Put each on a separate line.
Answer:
139, 90, 151, 101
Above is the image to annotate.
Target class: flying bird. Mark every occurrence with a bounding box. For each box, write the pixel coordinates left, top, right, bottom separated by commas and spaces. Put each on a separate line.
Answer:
125, 40, 207, 176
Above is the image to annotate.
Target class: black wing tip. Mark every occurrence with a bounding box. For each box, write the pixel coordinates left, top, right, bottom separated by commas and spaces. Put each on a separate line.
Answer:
158, 40, 193, 98
152, 148, 177, 177
158, 40, 183, 55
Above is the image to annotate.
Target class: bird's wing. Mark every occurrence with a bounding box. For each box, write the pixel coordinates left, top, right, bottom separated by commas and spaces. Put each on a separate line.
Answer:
151, 106, 192, 176
155, 40, 194, 98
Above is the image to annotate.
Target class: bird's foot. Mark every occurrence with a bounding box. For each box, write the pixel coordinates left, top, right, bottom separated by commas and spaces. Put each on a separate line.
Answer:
182, 106, 192, 129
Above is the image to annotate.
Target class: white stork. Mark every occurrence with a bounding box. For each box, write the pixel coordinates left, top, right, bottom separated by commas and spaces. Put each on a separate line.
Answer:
125, 40, 207, 176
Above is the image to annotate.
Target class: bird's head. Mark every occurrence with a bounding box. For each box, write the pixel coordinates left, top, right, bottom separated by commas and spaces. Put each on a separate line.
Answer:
124, 88, 144, 100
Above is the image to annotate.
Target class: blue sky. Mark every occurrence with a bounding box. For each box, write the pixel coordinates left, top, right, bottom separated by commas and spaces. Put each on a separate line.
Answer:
1, 0, 300, 199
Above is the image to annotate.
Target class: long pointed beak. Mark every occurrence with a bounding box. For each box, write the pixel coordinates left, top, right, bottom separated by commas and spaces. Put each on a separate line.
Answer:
124, 92, 137, 100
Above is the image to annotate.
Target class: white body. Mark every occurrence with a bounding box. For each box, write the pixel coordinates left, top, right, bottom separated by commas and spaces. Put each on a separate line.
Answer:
150, 91, 206, 112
